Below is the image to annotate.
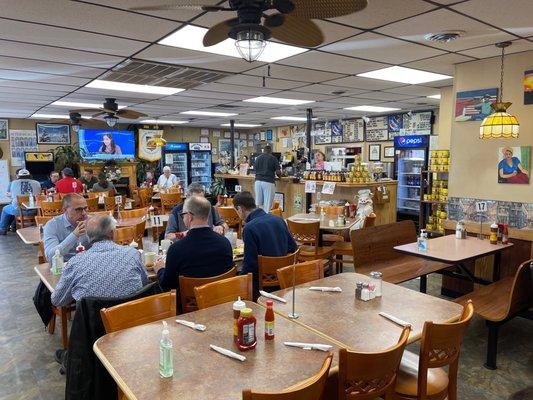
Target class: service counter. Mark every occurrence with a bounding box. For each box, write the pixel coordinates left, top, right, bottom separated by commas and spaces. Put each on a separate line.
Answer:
214, 174, 398, 226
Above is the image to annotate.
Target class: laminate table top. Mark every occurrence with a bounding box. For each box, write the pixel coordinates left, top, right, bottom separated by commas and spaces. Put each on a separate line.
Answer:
94, 302, 339, 400
258, 272, 463, 352
288, 213, 358, 231
17, 226, 40, 245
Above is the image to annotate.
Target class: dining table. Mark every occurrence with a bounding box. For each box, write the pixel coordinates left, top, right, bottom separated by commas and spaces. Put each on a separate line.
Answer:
287, 213, 358, 231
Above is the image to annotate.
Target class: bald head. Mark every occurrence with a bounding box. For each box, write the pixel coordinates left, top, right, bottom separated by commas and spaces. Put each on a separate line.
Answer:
86, 214, 116, 243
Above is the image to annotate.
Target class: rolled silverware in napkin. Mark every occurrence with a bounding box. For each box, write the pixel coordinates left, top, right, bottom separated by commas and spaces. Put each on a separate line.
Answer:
379, 312, 411, 327
176, 319, 206, 331
284, 342, 333, 352
309, 286, 342, 292
210, 345, 246, 361
259, 290, 287, 303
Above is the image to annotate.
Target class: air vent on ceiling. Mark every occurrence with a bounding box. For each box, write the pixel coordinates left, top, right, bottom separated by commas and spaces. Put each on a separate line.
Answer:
100, 59, 230, 90
424, 31, 464, 43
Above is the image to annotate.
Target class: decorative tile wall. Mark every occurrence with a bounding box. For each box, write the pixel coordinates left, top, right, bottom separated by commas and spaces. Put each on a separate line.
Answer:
448, 197, 533, 229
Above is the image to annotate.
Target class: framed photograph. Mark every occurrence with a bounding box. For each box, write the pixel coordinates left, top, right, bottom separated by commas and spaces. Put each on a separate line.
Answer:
36, 123, 70, 144
369, 144, 381, 161
497, 146, 530, 184
455, 88, 498, 121
384, 146, 395, 158
0, 119, 8, 140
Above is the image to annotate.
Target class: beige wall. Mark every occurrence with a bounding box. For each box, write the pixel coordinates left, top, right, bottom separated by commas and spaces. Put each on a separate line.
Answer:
448, 50, 533, 203
437, 86, 453, 150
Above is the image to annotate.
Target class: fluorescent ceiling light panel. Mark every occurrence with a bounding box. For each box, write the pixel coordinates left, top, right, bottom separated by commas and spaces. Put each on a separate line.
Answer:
159, 25, 308, 63
221, 123, 262, 128
357, 66, 452, 85
181, 110, 238, 117
51, 101, 126, 109
86, 80, 184, 95
271, 116, 318, 121
427, 94, 441, 99
244, 96, 315, 106
30, 113, 92, 119
344, 105, 401, 112
140, 119, 188, 125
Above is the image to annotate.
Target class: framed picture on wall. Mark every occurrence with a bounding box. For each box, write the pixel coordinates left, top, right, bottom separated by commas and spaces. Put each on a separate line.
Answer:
369, 144, 381, 161
36, 123, 70, 144
384, 146, 395, 158
0, 119, 8, 140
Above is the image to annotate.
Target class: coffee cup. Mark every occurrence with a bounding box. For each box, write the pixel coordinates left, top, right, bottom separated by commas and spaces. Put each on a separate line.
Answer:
161, 239, 172, 253
143, 251, 156, 268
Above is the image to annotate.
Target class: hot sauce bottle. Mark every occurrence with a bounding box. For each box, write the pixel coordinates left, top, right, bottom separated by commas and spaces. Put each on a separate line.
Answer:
264, 300, 275, 340
237, 308, 257, 351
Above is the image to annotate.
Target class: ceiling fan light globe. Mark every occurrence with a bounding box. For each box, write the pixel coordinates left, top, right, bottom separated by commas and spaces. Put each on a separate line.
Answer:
71, 124, 81, 133
104, 115, 119, 127
235, 30, 267, 62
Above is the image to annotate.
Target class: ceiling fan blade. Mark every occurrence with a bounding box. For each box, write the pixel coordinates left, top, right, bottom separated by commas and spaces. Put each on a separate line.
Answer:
265, 14, 324, 47
117, 109, 148, 119
91, 111, 107, 118
130, 2, 230, 11
203, 17, 239, 46
289, 0, 368, 19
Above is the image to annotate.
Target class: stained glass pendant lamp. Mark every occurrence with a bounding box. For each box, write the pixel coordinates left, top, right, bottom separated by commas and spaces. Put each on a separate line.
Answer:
479, 42, 519, 139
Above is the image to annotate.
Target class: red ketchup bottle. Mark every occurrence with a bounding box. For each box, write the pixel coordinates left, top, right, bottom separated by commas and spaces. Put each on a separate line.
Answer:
264, 300, 275, 340
76, 242, 85, 253
237, 308, 257, 351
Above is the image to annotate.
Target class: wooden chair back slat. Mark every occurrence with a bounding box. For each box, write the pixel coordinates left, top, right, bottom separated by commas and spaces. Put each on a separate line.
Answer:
88, 211, 113, 218
194, 274, 253, 310
137, 187, 153, 208
114, 226, 136, 245
100, 291, 176, 333
242, 353, 333, 400
87, 191, 112, 198
339, 327, 410, 400
506, 259, 533, 318
216, 206, 243, 238
86, 196, 99, 212
179, 267, 237, 313
35, 216, 52, 226
160, 192, 182, 214
276, 260, 324, 289
133, 220, 146, 250
40, 200, 64, 216
119, 207, 148, 219
258, 250, 300, 290
104, 195, 125, 212
16, 195, 36, 228
362, 213, 376, 229
287, 219, 320, 249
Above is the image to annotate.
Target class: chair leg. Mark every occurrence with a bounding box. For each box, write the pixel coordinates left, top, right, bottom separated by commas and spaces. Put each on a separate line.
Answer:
420, 274, 427, 293
47, 314, 56, 334
60, 307, 69, 349
484, 321, 499, 370
335, 254, 342, 274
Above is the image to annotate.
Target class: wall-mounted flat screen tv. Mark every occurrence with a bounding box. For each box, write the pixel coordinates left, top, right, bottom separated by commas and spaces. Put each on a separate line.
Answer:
79, 129, 135, 161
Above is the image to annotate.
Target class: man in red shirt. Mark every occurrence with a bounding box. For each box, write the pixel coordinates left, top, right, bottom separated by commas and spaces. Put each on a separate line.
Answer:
55, 168, 83, 194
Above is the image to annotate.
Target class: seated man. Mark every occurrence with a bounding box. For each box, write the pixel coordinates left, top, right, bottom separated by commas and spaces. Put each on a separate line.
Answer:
80, 168, 98, 190
154, 196, 233, 291
55, 167, 83, 194
51, 214, 148, 307
165, 182, 226, 240
43, 194, 91, 262
233, 191, 297, 297
41, 171, 60, 192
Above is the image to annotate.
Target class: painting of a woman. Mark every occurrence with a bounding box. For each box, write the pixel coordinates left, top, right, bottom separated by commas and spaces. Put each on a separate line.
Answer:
99, 133, 122, 155
498, 147, 530, 184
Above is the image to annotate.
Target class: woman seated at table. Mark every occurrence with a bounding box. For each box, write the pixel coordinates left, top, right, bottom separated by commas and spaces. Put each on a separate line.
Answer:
92, 172, 115, 192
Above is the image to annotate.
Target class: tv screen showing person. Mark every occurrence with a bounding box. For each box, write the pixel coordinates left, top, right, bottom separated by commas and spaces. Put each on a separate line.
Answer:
100, 133, 122, 155
78, 129, 134, 161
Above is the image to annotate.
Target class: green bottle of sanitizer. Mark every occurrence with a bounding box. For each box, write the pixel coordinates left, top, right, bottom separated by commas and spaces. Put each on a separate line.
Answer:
159, 321, 173, 378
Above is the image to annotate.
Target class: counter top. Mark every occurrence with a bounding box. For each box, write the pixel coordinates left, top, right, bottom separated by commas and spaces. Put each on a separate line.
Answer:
214, 173, 397, 187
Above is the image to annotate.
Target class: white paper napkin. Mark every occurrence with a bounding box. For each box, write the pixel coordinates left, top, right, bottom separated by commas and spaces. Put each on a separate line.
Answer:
309, 286, 342, 292
259, 290, 287, 303
379, 312, 411, 327
176, 319, 206, 331
210, 344, 246, 362
284, 342, 333, 352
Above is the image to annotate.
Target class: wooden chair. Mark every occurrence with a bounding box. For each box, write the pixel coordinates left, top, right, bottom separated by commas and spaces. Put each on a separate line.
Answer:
100, 291, 177, 333
455, 260, 532, 369
133, 220, 146, 250
104, 195, 125, 212
276, 260, 324, 289
86, 196, 99, 212
269, 208, 283, 218
38, 240, 46, 264
160, 192, 182, 214
35, 194, 47, 202
286, 219, 333, 270
35, 216, 52, 226
194, 273, 253, 310
339, 326, 411, 400
40, 200, 63, 217
178, 267, 237, 313
114, 226, 136, 245
216, 206, 243, 238
16, 195, 36, 228
394, 301, 474, 400
87, 190, 112, 198
89, 211, 113, 217
258, 250, 300, 291
242, 353, 333, 400
137, 187, 153, 208
119, 207, 148, 219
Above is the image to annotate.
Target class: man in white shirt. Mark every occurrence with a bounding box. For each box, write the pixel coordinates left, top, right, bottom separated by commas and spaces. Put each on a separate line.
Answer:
156, 166, 179, 189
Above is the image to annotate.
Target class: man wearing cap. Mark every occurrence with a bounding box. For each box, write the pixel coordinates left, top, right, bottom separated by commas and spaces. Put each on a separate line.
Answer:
0, 169, 41, 234
157, 166, 179, 189
55, 168, 83, 194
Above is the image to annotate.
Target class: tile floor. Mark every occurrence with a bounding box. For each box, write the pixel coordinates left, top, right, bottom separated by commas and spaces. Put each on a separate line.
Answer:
0, 233, 531, 399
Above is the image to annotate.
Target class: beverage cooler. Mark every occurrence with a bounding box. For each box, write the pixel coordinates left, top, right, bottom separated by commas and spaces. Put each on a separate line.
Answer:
393, 135, 430, 221
189, 142, 212, 190
161, 143, 189, 187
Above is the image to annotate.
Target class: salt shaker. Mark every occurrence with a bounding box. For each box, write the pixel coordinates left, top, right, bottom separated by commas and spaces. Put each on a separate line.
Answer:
369, 271, 382, 297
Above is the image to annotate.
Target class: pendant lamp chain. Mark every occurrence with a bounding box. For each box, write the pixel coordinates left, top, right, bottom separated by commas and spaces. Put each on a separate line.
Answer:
499, 44, 505, 102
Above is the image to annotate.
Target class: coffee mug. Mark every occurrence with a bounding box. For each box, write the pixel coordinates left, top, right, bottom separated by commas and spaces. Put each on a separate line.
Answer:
161, 239, 172, 253
143, 251, 156, 268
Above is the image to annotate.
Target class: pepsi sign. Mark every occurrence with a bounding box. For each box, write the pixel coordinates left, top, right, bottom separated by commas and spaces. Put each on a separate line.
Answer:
394, 135, 429, 148
163, 142, 188, 151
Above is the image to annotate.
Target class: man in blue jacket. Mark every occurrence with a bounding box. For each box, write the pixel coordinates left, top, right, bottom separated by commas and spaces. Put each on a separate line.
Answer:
233, 191, 297, 298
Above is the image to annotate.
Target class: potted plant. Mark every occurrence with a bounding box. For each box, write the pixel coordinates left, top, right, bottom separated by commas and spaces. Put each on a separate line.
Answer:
54, 144, 83, 174
208, 177, 226, 205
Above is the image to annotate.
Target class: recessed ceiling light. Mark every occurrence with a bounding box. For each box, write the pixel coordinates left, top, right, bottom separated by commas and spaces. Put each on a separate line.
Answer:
140, 119, 189, 125
357, 66, 452, 85
244, 96, 315, 105
343, 105, 401, 112
271, 116, 318, 121
30, 113, 92, 119
427, 94, 441, 99
51, 101, 126, 109
221, 123, 262, 128
181, 110, 238, 117
86, 80, 184, 95
159, 25, 308, 63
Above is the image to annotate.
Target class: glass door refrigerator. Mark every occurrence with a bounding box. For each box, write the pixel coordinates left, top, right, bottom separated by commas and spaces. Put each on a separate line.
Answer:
393, 135, 430, 222
161, 143, 189, 187
188, 142, 212, 190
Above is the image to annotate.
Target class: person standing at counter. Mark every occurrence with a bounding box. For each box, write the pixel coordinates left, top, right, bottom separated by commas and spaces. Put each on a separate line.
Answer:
314, 150, 326, 170
253, 145, 280, 212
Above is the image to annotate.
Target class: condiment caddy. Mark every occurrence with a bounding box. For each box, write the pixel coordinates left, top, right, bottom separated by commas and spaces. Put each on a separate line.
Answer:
355, 271, 382, 301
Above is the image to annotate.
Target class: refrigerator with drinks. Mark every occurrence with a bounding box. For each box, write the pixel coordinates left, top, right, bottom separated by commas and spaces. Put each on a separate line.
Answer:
393, 135, 430, 221
161, 142, 189, 187
189, 142, 212, 190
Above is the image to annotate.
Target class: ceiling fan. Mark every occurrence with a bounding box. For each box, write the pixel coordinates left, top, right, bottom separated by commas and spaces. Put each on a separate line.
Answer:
70, 98, 148, 127
131, 0, 368, 61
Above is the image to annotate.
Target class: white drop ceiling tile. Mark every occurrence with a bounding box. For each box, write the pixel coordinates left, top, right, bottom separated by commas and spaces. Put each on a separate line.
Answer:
376, 101, 431, 109
0, 0, 181, 41
356, 92, 419, 101
158, 95, 224, 105
325, 76, 405, 90
245, 64, 344, 83
334, 97, 384, 107
294, 84, 369, 96
0, 104, 40, 111
423, 78, 454, 88
377, 9, 516, 52
81, 0, 204, 21
321, 32, 445, 64
177, 89, 248, 101
326, 0, 436, 29
136, 44, 259, 73
0, 70, 89, 86
216, 74, 304, 90
74, 87, 164, 100
402, 53, 474, 75
280, 51, 386, 75
384, 85, 443, 97
452, 0, 533, 37
0, 56, 105, 78
0, 86, 67, 97
196, 82, 279, 96
458, 39, 533, 59
313, 20, 363, 45
62, 94, 138, 105
0, 80, 74, 93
